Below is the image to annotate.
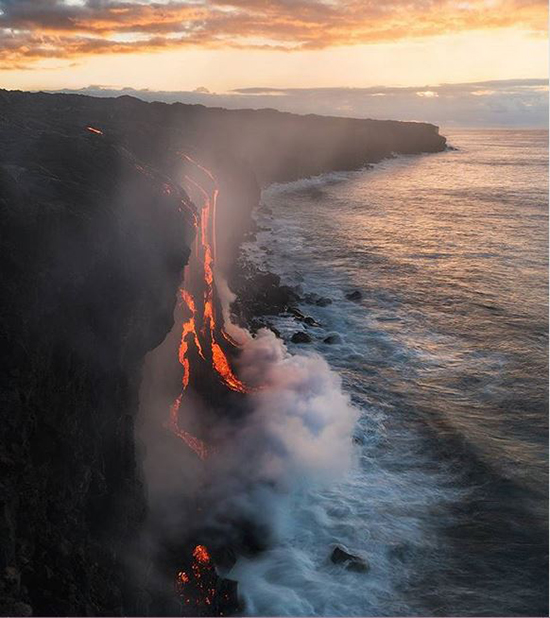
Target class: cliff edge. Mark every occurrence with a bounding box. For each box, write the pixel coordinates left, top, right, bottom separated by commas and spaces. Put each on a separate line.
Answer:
0, 90, 446, 616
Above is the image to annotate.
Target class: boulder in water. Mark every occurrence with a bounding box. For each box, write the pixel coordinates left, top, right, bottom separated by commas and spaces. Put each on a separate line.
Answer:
288, 307, 307, 321
323, 334, 342, 345
250, 319, 281, 339
316, 297, 332, 307
291, 331, 312, 344
304, 316, 320, 327
304, 293, 332, 307
304, 292, 320, 305
330, 545, 370, 573
345, 290, 362, 302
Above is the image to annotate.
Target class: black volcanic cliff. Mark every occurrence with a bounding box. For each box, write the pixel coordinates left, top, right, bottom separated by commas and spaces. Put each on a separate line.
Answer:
0, 90, 446, 616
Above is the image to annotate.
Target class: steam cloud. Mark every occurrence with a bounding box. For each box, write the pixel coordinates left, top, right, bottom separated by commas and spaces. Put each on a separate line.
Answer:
137, 277, 358, 604
135, 151, 357, 609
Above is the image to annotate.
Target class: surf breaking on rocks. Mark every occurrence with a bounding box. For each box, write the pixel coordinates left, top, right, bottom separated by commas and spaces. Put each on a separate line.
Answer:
136, 152, 358, 614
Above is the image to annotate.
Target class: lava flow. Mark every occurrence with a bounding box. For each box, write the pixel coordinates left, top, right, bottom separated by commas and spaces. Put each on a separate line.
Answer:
175, 545, 217, 609
167, 154, 248, 461
86, 126, 103, 135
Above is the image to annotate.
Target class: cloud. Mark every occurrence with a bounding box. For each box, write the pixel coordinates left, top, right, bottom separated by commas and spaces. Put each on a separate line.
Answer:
50, 78, 549, 127
0, 0, 547, 67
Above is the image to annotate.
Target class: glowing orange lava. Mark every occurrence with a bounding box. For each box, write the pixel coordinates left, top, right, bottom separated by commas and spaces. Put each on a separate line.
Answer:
176, 571, 189, 586
167, 396, 208, 461
167, 153, 248, 460
211, 343, 246, 393
221, 329, 240, 347
175, 545, 217, 608
86, 126, 103, 135
178, 289, 205, 364
193, 544, 211, 564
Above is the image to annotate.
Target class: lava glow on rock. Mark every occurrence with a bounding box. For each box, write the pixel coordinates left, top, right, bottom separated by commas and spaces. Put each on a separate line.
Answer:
166, 157, 250, 611
167, 153, 248, 464
175, 544, 218, 610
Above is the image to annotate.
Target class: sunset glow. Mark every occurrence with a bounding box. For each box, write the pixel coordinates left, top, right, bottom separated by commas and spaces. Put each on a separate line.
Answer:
0, 0, 547, 96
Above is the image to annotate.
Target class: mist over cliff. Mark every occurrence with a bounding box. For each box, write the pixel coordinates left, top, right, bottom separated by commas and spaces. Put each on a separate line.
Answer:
0, 89, 446, 617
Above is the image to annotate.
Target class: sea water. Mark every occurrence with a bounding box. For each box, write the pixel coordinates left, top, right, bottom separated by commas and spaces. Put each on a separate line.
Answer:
233, 130, 548, 617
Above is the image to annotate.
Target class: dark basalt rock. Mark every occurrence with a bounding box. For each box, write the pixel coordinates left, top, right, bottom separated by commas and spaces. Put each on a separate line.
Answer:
231, 267, 302, 322
304, 292, 332, 307
304, 292, 320, 305
267, 325, 281, 338
345, 290, 363, 301
213, 578, 242, 616
0, 600, 33, 617
323, 334, 342, 345
0, 121, 195, 617
291, 332, 312, 344
0, 89, 446, 617
330, 546, 370, 573
303, 317, 320, 327
173, 548, 243, 617
249, 319, 281, 339
288, 307, 307, 320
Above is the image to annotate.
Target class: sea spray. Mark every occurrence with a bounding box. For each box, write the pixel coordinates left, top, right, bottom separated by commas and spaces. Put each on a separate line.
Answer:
233, 130, 548, 616
193, 326, 359, 555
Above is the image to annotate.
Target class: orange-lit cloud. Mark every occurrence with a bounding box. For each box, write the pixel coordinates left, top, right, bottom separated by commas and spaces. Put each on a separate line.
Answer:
0, 0, 547, 68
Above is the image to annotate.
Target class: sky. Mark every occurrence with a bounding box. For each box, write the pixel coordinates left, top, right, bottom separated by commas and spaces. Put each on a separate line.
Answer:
0, 0, 547, 125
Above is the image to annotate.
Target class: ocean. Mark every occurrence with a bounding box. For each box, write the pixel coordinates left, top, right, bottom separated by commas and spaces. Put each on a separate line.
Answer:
232, 129, 549, 616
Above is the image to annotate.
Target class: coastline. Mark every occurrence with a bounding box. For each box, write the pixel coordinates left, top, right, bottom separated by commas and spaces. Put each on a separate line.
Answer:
225, 134, 548, 617
0, 89, 449, 617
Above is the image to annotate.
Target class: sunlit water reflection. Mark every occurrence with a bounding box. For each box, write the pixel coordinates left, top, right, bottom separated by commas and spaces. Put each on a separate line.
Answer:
234, 130, 548, 616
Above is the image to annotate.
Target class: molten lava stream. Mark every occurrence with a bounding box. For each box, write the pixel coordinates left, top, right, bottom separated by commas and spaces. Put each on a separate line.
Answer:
175, 545, 217, 609
169, 157, 251, 614
180, 154, 247, 394
167, 154, 248, 461
166, 289, 208, 460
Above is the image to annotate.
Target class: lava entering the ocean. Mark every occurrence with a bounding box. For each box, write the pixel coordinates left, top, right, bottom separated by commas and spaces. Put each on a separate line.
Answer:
175, 545, 218, 610
167, 154, 248, 461
166, 156, 250, 612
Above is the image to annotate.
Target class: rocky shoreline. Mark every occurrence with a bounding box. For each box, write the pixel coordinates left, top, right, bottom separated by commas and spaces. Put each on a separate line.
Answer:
229, 199, 361, 349
218, 188, 376, 614
0, 89, 446, 617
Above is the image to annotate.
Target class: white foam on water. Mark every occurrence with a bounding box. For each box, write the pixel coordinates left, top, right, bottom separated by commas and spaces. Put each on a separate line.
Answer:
232, 166, 462, 617
234, 131, 549, 615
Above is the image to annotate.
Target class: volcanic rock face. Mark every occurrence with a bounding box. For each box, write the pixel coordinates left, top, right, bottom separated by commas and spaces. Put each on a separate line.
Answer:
0, 122, 195, 616
291, 332, 313, 344
0, 89, 445, 277
0, 89, 446, 180
0, 90, 446, 616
